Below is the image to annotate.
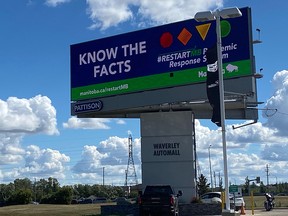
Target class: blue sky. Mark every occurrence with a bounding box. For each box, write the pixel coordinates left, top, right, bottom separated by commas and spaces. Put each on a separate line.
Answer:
1, 0, 288, 188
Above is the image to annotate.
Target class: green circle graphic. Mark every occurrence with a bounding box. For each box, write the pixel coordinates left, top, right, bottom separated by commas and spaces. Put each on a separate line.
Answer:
221, 20, 231, 38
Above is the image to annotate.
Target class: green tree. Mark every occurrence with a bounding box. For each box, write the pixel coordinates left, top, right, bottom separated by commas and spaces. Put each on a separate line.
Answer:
243, 176, 249, 194
259, 181, 265, 193
0, 183, 15, 202
14, 178, 32, 191
197, 174, 210, 196
73, 184, 91, 198
9, 189, 32, 204
54, 186, 73, 204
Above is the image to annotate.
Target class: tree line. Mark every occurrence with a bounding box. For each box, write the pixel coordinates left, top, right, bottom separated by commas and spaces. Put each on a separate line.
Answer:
0, 177, 126, 205
1, 175, 287, 206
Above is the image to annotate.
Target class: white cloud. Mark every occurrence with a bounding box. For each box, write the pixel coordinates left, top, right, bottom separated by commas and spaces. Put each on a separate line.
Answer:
115, 119, 126, 125
0, 134, 25, 165
45, 0, 70, 7
24, 145, 70, 174
0, 95, 59, 167
0, 144, 70, 182
72, 145, 108, 173
63, 116, 110, 129
263, 70, 288, 135
194, 116, 288, 183
0, 95, 59, 135
72, 136, 141, 184
136, 0, 222, 26
86, 0, 223, 30
86, 0, 135, 30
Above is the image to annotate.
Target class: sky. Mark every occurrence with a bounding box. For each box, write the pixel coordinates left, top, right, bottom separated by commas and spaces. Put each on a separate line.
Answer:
1, 0, 288, 188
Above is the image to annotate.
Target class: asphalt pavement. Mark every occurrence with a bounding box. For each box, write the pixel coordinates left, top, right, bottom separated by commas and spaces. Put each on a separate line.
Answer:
243, 208, 288, 216
199, 208, 288, 216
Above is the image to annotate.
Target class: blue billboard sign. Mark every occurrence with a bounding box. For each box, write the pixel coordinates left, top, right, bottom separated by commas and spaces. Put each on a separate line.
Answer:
71, 7, 252, 101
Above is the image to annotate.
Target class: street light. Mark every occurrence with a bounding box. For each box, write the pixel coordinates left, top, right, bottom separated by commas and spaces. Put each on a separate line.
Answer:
208, 145, 213, 191
194, 7, 242, 212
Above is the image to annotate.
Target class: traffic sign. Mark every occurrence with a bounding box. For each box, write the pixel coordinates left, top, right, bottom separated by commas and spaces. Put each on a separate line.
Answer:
229, 185, 238, 193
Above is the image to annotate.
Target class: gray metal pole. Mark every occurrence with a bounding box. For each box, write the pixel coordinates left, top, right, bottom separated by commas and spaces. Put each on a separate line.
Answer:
208, 145, 213, 191
103, 167, 105, 186
215, 10, 230, 211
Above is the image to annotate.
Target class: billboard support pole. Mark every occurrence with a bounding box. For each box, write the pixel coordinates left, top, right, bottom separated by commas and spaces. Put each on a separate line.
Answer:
215, 10, 230, 210
195, 7, 242, 212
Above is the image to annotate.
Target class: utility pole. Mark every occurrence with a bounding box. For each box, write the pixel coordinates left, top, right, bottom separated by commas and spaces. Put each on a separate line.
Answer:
208, 145, 213, 191
214, 171, 217, 189
103, 167, 105, 186
34, 178, 36, 203
265, 164, 270, 186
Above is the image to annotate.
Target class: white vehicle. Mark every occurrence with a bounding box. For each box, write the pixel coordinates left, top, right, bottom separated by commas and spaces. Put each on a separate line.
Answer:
200, 192, 222, 204
200, 192, 245, 211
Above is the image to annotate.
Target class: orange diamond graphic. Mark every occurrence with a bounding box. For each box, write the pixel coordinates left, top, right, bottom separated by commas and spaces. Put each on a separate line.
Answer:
177, 28, 192, 45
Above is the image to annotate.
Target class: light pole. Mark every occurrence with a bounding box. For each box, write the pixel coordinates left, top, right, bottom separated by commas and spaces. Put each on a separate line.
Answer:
103, 167, 105, 186
208, 145, 213, 191
195, 7, 242, 211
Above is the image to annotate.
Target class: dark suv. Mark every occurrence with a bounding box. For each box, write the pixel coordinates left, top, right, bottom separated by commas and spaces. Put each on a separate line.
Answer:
139, 185, 182, 216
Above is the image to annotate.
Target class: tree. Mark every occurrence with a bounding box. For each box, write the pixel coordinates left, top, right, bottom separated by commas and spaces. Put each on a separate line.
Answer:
197, 174, 210, 196
0, 183, 15, 202
54, 186, 73, 204
14, 178, 32, 191
259, 181, 265, 193
9, 189, 32, 205
243, 176, 249, 194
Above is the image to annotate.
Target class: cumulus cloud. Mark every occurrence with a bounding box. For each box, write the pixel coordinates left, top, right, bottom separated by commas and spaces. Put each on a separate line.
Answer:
0, 144, 70, 182
63, 116, 110, 129
24, 145, 70, 175
0, 94, 69, 182
86, 0, 135, 30
86, 0, 223, 30
0, 133, 25, 165
72, 145, 109, 173
263, 70, 288, 135
72, 136, 141, 184
194, 117, 288, 183
0, 95, 59, 168
0, 95, 58, 135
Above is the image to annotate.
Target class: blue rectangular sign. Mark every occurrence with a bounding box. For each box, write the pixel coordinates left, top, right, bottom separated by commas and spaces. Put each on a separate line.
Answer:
71, 7, 252, 101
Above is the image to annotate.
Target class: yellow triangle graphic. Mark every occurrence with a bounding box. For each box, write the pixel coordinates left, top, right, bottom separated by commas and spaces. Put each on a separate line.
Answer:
196, 23, 211, 41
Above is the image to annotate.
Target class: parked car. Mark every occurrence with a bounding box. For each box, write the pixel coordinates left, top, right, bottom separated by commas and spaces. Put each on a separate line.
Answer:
200, 192, 222, 204
138, 185, 182, 216
200, 192, 245, 211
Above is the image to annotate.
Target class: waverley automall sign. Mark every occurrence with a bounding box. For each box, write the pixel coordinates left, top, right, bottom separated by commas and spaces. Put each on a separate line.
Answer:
70, 7, 252, 101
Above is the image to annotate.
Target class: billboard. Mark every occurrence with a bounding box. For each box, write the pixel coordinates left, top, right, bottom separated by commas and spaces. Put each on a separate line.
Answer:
70, 7, 252, 102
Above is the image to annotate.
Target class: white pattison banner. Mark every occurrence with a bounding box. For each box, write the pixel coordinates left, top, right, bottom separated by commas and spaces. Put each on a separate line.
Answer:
140, 111, 196, 203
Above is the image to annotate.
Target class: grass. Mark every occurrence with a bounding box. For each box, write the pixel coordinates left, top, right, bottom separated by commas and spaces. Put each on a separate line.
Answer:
0, 203, 104, 216
243, 195, 288, 209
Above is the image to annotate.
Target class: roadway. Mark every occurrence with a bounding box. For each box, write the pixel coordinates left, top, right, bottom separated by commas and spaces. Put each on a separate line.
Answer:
243, 208, 288, 216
